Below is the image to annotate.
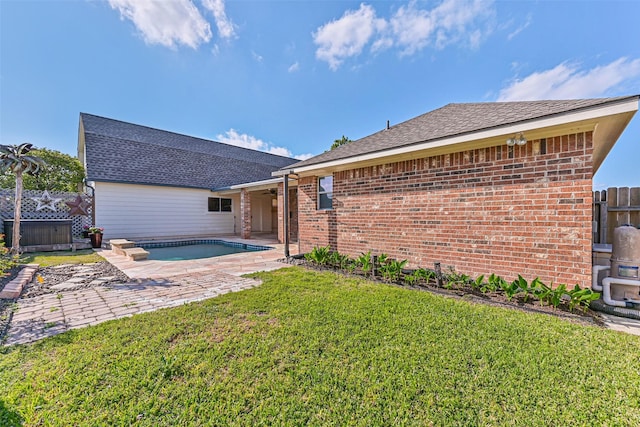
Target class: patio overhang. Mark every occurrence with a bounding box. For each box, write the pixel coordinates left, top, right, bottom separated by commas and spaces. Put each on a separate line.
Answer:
211, 177, 298, 195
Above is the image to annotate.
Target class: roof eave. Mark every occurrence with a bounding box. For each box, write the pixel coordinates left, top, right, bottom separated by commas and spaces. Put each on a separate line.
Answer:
281, 97, 639, 176
212, 177, 298, 194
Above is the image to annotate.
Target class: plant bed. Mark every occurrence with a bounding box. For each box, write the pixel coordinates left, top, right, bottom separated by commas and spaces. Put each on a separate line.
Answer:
285, 246, 603, 324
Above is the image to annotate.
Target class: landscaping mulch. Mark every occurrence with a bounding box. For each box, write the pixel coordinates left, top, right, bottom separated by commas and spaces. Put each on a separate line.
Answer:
20, 261, 130, 298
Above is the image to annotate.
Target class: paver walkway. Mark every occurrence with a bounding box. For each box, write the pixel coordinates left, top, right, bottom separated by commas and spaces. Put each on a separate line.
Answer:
5, 271, 260, 345
4, 236, 296, 346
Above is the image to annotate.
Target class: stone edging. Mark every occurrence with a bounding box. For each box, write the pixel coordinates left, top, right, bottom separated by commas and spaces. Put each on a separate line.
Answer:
0, 264, 39, 299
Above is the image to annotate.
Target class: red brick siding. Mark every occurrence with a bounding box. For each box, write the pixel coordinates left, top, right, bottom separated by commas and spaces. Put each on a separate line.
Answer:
240, 188, 251, 239
277, 183, 299, 243
298, 132, 594, 287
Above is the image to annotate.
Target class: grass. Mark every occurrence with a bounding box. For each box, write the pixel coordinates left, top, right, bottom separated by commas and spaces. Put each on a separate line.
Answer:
19, 249, 103, 267
1, 267, 639, 426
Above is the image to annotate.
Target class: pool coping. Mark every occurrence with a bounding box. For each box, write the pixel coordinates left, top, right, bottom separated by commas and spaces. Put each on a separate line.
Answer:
137, 239, 273, 252
98, 236, 296, 279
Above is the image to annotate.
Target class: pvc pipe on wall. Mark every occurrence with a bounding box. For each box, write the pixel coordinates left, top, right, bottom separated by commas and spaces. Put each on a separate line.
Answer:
592, 265, 610, 291
602, 276, 640, 307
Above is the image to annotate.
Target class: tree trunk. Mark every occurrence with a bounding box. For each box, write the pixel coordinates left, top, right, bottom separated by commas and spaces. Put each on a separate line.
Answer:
11, 171, 23, 255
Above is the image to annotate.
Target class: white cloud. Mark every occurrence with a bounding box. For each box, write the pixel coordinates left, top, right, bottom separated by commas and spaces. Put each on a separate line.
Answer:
294, 152, 315, 161
389, 2, 434, 56
507, 13, 531, 40
313, 3, 386, 71
201, 0, 237, 39
429, 0, 494, 50
108, 0, 212, 49
288, 62, 300, 73
252, 51, 263, 62
498, 57, 640, 101
217, 129, 313, 160
313, 0, 495, 69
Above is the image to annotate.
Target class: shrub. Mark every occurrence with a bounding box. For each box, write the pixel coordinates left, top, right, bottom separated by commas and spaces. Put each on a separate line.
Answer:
444, 267, 471, 289
380, 259, 407, 282
567, 285, 600, 312
304, 246, 331, 266
0, 234, 16, 275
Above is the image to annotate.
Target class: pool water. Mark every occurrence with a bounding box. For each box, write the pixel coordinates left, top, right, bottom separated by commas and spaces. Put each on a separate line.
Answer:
139, 240, 271, 261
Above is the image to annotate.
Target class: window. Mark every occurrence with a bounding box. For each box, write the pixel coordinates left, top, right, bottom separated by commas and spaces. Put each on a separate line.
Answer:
208, 197, 232, 212
318, 175, 333, 210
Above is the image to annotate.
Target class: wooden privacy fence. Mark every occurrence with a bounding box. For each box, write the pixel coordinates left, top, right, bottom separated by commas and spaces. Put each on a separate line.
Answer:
593, 187, 640, 244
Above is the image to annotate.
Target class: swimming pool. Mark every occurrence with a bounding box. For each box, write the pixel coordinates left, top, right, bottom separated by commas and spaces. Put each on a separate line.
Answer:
138, 240, 272, 261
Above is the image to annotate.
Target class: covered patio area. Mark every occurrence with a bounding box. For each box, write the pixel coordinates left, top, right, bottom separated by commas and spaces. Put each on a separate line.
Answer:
212, 177, 299, 252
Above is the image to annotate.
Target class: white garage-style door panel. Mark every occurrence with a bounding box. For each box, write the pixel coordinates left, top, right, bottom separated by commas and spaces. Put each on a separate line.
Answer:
94, 182, 239, 239
251, 192, 275, 232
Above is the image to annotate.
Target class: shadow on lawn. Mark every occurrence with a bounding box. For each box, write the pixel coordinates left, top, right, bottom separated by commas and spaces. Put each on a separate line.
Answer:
0, 399, 23, 426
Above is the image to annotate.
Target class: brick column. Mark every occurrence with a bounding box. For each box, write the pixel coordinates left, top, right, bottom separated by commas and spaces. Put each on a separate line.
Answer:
241, 188, 251, 239
277, 183, 284, 243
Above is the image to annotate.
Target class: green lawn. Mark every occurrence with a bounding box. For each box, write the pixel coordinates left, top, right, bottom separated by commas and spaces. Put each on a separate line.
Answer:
19, 249, 103, 267
1, 267, 639, 426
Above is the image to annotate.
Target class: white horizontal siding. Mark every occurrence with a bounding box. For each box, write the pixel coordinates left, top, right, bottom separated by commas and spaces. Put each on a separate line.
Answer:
95, 182, 239, 239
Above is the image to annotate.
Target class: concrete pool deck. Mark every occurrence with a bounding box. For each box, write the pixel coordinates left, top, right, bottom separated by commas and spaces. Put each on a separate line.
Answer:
99, 236, 298, 279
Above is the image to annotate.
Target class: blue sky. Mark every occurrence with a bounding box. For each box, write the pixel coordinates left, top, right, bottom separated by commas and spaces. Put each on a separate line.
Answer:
1, 0, 639, 189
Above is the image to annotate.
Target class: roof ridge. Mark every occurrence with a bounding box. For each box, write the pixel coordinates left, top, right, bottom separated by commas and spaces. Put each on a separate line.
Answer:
79, 112, 296, 161
96, 132, 291, 170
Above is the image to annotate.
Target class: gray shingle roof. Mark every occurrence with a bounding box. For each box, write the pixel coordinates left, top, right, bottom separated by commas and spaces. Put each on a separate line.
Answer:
81, 113, 296, 189
289, 96, 637, 169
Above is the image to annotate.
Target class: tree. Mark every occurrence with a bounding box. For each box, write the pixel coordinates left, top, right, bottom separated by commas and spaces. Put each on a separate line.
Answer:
0, 148, 84, 192
330, 135, 352, 150
0, 143, 45, 254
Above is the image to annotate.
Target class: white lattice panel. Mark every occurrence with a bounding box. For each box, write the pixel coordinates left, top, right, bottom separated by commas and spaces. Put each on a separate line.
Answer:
0, 189, 93, 237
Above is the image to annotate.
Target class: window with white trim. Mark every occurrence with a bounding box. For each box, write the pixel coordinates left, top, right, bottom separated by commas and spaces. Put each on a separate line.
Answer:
318, 176, 333, 210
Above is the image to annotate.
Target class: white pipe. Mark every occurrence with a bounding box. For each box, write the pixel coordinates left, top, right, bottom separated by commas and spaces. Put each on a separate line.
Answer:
592, 265, 610, 291
602, 276, 640, 307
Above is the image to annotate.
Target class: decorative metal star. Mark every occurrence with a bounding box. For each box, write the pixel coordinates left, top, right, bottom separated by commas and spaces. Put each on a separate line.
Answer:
65, 195, 90, 216
32, 190, 62, 212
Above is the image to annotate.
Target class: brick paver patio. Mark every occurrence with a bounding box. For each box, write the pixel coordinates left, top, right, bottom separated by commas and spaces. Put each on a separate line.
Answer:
4, 236, 295, 346
5, 271, 260, 345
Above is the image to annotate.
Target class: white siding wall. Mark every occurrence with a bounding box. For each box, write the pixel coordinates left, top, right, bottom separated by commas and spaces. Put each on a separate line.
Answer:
95, 182, 240, 239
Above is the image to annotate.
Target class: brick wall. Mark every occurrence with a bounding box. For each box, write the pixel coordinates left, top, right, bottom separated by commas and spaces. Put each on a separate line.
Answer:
277, 184, 299, 243
298, 132, 594, 287
240, 188, 251, 239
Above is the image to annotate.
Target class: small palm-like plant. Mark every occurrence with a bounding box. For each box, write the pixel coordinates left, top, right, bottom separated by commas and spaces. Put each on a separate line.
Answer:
304, 245, 331, 266
0, 143, 45, 254
356, 251, 372, 276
